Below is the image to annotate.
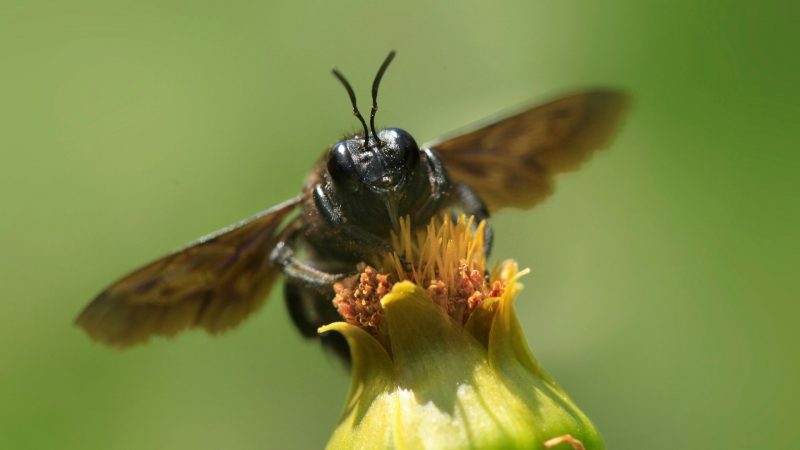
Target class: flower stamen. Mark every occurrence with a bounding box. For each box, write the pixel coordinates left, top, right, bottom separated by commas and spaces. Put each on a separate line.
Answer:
333, 214, 509, 336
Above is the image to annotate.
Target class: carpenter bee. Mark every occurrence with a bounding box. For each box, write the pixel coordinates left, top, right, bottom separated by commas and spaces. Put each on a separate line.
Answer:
76, 51, 629, 355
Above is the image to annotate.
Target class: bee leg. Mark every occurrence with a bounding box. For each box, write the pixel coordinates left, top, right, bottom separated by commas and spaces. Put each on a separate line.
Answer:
270, 240, 354, 290
414, 148, 451, 222
314, 184, 401, 259
283, 280, 351, 366
453, 183, 493, 256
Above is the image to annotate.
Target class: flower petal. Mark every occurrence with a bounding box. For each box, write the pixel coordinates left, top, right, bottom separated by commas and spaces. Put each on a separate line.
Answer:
485, 275, 604, 448
319, 322, 395, 449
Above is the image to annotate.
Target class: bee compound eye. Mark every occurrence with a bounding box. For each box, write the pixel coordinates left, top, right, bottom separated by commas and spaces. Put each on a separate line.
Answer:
327, 142, 360, 192
382, 128, 420, 172
404, 145, 420, 171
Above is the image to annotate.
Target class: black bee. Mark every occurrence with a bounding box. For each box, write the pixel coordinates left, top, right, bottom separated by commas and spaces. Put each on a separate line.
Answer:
76, 52, 629, 354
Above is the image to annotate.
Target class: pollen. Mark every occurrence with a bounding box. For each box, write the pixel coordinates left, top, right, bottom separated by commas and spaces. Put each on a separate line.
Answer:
332, 215, 510, 334
332, 265, 392, 336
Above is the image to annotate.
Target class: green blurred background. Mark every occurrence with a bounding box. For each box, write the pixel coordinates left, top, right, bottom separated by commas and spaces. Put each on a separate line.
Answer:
1, 1, 797, 449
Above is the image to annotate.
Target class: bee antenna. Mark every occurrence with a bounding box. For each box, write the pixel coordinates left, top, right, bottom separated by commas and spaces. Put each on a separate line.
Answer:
332, 67, 370, 145
370, 50, 396, 147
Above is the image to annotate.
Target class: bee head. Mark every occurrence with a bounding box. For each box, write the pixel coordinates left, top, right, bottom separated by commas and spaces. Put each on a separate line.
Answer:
327, 128, 420, 195
327, 51, 420, 229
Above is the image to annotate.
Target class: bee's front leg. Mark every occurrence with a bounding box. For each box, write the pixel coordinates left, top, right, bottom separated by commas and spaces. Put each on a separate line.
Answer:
270, 239, 354, 291
313, 184, 398, 257
417, 149, 493, 257
453, 182, 494, 257
413, 148, 451, 223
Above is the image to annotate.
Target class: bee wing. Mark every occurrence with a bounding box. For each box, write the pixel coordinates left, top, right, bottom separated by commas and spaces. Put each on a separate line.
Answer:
76, 195, 304, 348
426, 90, 630, 211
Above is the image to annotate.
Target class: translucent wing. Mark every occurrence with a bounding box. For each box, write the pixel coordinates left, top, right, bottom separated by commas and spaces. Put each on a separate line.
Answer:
76, 195, 304, 348
426, 90, 630, 211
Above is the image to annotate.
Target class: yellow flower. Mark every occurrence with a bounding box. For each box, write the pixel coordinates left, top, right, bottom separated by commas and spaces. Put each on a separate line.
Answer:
320, 216, 603, 450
